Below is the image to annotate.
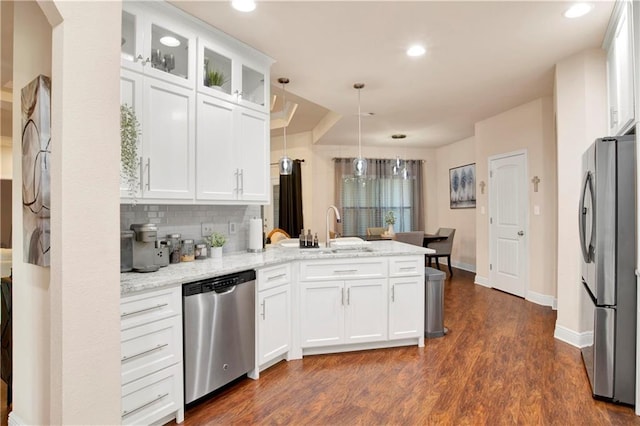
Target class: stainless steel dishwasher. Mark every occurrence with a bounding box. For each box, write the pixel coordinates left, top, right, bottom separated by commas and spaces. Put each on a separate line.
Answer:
183, 269, 255, 405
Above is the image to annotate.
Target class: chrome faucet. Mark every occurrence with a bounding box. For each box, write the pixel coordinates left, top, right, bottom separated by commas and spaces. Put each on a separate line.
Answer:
325, 205, 342, 248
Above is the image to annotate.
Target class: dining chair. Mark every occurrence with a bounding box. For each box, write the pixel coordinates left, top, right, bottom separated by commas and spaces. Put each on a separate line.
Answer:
426, 228, 456, 276
394, 231, 425, 247
366, 227, 386, 236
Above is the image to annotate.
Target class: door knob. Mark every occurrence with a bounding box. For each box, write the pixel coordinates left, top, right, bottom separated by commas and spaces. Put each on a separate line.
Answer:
517, 231, 524, 236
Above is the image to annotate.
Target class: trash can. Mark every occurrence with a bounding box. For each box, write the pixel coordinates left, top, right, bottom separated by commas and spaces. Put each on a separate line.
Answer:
424, 267, 446, 338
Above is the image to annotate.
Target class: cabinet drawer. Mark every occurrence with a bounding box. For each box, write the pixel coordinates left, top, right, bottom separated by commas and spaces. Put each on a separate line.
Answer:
389, 256, 424, 277
121, 363, 183, 426
121, 287, 181, 330
257, 263, 291, 291
121, 316, 182, 386
299, 258, 387, 281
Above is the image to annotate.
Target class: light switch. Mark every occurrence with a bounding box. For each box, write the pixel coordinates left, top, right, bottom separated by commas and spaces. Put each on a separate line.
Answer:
534, 205, 540, 215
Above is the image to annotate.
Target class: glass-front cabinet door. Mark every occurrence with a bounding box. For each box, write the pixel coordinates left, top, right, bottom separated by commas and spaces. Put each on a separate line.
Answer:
239, 64, 267, 112
197, 37, 269, 113
121, 4, 196, 88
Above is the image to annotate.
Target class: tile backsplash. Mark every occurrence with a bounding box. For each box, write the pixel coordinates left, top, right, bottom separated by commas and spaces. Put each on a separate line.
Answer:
121, 204, 262, 253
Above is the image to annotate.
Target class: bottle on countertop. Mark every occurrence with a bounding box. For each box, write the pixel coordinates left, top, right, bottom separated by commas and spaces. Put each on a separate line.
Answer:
313, 233, 319, 248
306, 229, 312, 247
299, 229, 305, 248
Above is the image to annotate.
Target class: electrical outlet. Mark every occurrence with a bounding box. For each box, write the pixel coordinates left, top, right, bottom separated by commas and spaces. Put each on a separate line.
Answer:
229, 222, 237, 234
201, 222, 215, 236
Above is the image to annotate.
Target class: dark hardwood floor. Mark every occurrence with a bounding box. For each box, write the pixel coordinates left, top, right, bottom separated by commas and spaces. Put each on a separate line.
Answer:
172, 268, 640, 425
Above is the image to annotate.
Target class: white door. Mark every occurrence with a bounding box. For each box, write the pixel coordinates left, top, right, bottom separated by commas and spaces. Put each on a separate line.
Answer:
389, 276, 422, 340
120, 69, 143, 199
258, 285, 290, 365
300, 281, 344, 347
237, 107, 269, 202
143, 77, 195, 200
489, 151, 528, 297
345, 278, 387, 343
195, 94, 236, 201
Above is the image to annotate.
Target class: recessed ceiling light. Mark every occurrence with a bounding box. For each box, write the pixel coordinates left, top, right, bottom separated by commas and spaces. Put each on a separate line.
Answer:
563, 3, 593, 18
232, 0, 256, 12
159, 36, 180, 47
406, 45, 426, 57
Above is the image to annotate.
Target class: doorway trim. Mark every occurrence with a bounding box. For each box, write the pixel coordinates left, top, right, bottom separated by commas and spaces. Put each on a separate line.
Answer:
488, 148, 529, 298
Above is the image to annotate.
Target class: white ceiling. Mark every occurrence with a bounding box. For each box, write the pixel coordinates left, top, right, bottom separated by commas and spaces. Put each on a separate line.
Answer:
173, 0, 614, 148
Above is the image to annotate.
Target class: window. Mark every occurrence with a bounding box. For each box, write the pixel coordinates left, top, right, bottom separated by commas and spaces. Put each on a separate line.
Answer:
334, 158, 424, 236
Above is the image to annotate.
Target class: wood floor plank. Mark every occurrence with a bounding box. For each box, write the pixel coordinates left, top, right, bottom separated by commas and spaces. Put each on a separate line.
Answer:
171, 268, 640, 425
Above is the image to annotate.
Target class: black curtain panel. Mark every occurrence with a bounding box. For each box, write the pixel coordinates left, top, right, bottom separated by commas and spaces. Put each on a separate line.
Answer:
279, 160, 304, 237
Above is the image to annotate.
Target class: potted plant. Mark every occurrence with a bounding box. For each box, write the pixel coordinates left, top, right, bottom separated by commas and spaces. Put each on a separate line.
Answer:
384, 211, 396, 236
205, 231, 227, 258
206, 69, 226, 89
120, 104, 140, 202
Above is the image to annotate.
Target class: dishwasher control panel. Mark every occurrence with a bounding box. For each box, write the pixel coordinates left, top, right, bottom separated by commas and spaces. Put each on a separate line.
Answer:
183, 270, 257, 296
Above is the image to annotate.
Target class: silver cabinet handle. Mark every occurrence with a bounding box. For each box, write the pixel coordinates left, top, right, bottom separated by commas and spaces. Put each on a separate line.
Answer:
122, 393, 169, 418
121, 303, 168, 318
146, 158, 151, 190
335, 269, 357, 274
239, 169, 244, 194
122, 343, 168, 362
399, 266, 414, 271
517, 230, 524, 236
341, 288, 345, 306
235, 169, 240, 195
260, 300, 266, 319
138, 156, 144, 191
267, 273, 287, 281
347, 288, 350, 305
391, 285, 395, 302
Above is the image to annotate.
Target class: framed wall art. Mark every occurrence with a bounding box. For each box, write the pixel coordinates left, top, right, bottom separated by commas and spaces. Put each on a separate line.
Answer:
21, 75, 51, 267
449, 163, 476, 209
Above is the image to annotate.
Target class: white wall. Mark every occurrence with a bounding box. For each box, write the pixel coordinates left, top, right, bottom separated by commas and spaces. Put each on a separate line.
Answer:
435, 136, 476, 271
13, 1, 121, 424
554, 48, 607, 343
474, 97, 557, 305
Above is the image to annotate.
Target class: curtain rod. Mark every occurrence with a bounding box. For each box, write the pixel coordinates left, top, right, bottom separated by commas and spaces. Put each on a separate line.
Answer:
269, 159, 305, 166
332, 157, 424, 163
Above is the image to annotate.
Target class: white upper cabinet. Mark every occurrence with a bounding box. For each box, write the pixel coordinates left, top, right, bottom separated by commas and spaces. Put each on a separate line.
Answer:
198, 37, 270, 114
120, 1, 273, 204
605, 0, 635, 136
121, 3, 196, 89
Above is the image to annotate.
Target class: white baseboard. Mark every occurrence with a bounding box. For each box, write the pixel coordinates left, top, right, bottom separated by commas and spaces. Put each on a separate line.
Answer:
474, 275, 491, 287
9, 411, 26, 426
452, 261, 476, 273
554, 324, 593, 348
526, 290, 558, 309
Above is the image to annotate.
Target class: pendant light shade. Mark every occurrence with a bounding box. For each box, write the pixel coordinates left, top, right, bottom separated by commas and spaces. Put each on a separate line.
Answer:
391, 134, 409, 179
278, 77, 293, 175
353, 83, 367, 177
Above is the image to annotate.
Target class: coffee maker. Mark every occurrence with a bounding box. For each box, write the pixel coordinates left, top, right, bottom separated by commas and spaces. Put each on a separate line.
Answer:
130, 223, 160, 273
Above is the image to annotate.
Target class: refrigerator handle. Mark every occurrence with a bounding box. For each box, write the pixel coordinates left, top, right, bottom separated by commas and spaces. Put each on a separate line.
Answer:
578, 171, 594, 263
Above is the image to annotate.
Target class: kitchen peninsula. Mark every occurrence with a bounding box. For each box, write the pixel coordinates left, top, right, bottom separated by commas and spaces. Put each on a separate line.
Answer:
119, 240, 433, 425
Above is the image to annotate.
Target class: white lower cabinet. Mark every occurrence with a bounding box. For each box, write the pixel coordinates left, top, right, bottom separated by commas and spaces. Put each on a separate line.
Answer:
256, 264, 291, 369
121, 286, 184, 425
388, 276, 423, 340
301, 278, 387, 348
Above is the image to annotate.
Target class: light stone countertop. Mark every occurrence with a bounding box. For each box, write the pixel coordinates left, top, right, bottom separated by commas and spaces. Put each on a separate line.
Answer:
121, 240, 434, 295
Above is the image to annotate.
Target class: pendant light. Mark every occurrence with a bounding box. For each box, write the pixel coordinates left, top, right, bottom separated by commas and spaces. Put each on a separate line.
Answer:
353, 83, 367, 177
278, 77, 293, 175
391, 134, 408, 179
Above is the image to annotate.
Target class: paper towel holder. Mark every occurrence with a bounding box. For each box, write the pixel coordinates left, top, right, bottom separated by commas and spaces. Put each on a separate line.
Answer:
248, 217, 265, 253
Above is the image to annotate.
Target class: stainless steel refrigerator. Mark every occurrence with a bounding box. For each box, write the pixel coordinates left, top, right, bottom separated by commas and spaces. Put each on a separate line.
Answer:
579, 135, 636, 405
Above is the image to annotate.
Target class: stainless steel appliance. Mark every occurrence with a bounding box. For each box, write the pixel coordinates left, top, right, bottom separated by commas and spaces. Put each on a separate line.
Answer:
120, 230, 134, 272
183, 270, 256, 405
130, 223, 160, 273
578, 135, 636, 405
